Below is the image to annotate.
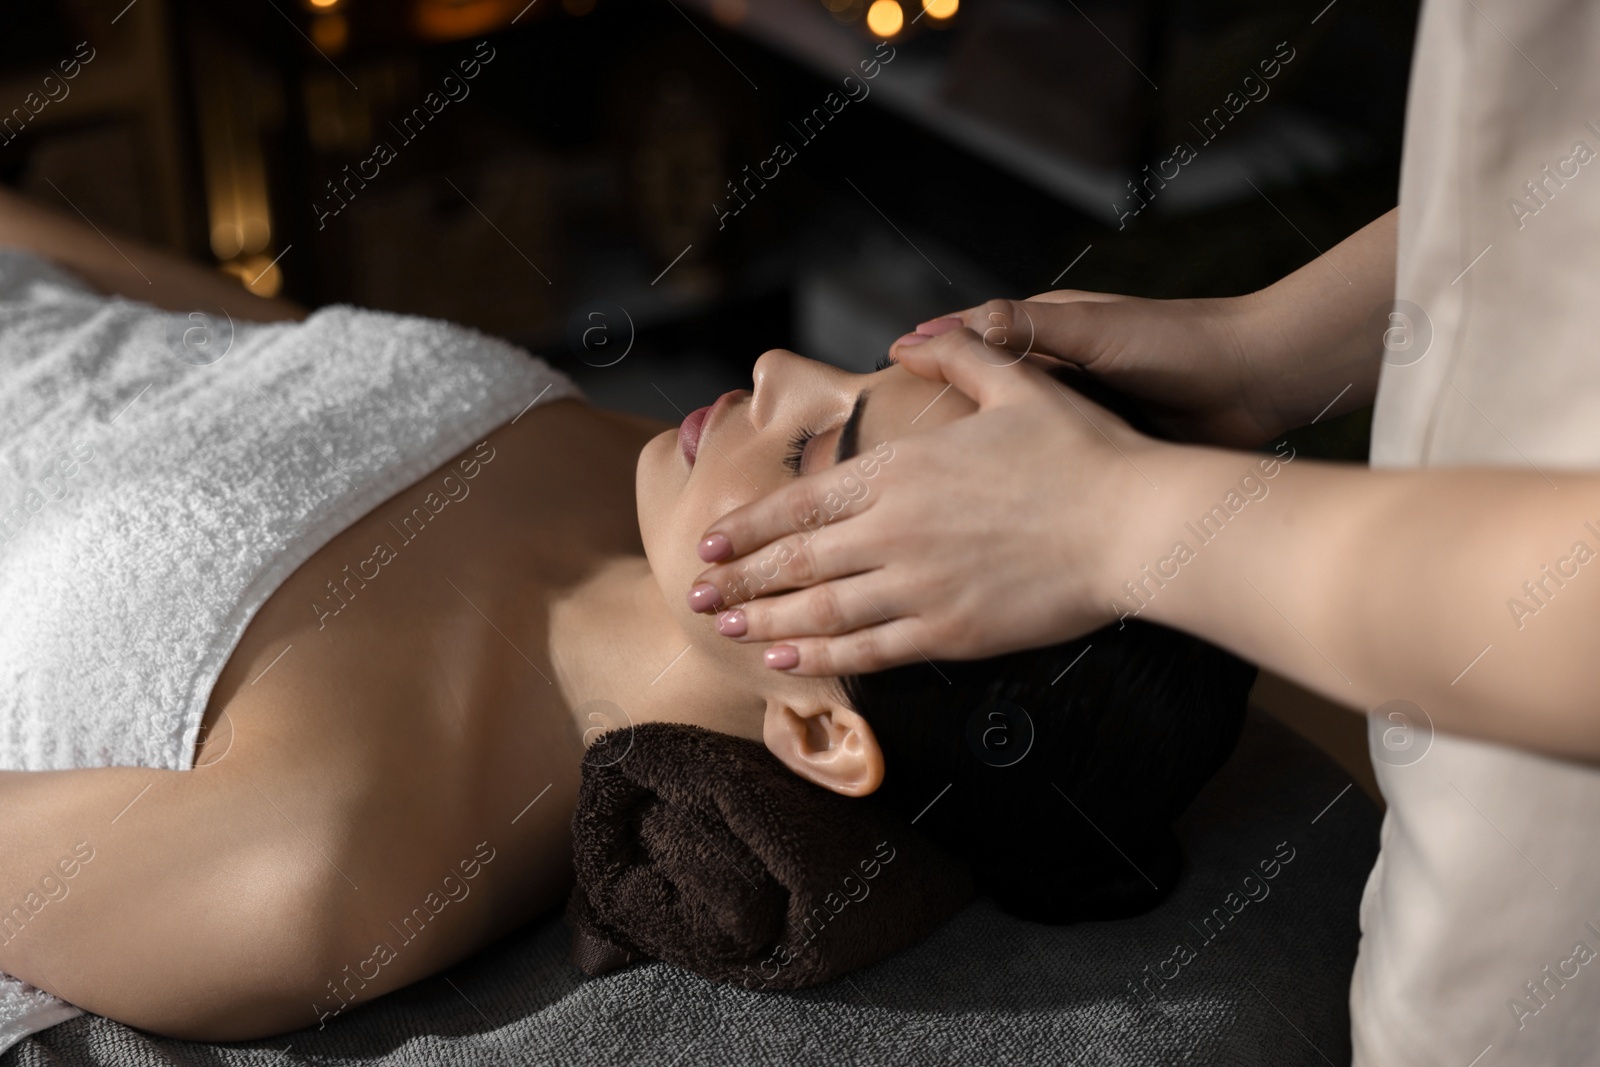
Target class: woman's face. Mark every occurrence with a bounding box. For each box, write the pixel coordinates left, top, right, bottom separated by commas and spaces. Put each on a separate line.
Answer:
635, 349, 975, 668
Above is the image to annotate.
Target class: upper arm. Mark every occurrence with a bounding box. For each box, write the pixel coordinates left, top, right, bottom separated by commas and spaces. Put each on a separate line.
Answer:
0, 762, 356, 1040
0, 185, 307, 324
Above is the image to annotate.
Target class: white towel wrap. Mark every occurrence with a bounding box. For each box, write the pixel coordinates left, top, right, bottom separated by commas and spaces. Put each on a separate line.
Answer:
0, 247, 581, 1048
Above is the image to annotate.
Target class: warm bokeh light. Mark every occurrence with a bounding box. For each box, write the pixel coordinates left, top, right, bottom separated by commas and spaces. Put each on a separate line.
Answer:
223, 254, 285, 299
412, 0, 522, 40
307, 0, 341, 9
921, 0, 957, 18
310, 12, 349, 53
207, 203, 270, 260
865, 0, 903, 36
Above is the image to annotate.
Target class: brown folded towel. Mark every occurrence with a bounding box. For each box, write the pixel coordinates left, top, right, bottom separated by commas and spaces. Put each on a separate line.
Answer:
565, 722, 975, 991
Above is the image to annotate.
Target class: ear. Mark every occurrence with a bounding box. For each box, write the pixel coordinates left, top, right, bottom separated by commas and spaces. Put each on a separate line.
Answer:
762, 698, 885, 797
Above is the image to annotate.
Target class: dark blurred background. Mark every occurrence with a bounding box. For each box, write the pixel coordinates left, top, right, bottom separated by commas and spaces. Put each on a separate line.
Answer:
1, 0, 1414, 435
1, 0, 1420, 796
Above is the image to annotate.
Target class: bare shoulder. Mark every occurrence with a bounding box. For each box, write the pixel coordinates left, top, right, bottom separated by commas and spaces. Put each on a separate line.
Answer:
181, 395, 599, 1029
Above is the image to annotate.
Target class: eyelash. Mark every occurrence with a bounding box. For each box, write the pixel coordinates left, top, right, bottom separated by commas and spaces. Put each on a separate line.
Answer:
784, 358, 888, 476
783, 427, 817, 476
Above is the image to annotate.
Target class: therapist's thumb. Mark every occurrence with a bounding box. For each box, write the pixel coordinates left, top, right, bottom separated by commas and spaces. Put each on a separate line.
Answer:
889, 321, 1040, 408
901, 296, 1107, 367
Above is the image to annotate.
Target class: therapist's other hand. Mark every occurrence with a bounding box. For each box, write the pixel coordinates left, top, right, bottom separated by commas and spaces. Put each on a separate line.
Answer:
689, 330, 1155, 676
908, 291, 1288, 449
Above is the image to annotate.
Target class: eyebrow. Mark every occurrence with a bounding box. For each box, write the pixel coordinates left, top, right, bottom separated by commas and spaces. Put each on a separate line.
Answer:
834, 389, 870, 466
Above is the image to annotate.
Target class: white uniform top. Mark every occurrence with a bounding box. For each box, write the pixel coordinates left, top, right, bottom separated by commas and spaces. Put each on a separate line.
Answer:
1358, 0, 1600, 1062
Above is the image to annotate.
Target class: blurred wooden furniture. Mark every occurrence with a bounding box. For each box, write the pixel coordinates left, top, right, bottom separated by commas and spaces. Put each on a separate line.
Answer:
0, 0, 199, 254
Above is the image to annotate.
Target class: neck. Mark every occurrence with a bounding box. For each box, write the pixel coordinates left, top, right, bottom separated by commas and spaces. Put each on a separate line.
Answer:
546, 554, 765, 751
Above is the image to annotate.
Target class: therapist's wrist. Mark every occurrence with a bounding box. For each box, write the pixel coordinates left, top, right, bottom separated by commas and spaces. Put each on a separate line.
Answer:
1236, 259, 1389, 437
1086, 440, 1251, 630
1220, 289, 1308, 439
1068, 433, 1172, 621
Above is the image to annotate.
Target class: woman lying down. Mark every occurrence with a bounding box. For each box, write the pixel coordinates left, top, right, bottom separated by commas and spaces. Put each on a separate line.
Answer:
0, 190, 1254, 1043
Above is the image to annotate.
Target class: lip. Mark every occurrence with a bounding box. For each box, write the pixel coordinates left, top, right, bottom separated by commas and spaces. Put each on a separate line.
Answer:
679, 389, 748, 466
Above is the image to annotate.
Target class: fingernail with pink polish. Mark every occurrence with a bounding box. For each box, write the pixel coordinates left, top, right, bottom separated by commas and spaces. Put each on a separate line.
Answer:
698, 533, 732, 562
915, 316, 963, 337
893, 332, 929, 348
764, 644, 799, 670
687, 583, 723, 613
717, 609, 747, 637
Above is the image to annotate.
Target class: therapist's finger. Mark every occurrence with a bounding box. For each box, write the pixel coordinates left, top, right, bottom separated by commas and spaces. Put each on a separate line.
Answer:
714, 571, 895, 642
894, 297, 1107, 370
888, 323, 1051, 406
761, 620, 928, 676
691, 511, 876, 614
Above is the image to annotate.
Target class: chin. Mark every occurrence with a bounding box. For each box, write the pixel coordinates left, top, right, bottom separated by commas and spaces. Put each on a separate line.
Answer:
635, 427, 689, 588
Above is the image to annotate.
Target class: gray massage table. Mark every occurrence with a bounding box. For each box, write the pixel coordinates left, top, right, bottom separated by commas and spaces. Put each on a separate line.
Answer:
3, 709, 1378, 1066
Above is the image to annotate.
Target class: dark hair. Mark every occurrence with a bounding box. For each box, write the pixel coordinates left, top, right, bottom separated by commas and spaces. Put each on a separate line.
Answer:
843, 363, 1256, 924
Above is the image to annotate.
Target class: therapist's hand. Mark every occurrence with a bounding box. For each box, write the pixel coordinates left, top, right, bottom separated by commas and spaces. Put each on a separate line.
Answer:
688, 328, 1159, 676
937, 208, 1405, 447
920, 290, 1289, 448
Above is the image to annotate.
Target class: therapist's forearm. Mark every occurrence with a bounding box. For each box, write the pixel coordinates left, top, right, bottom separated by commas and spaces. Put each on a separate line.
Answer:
1111, 441, 1600, 762
1237, 207, 1397, 429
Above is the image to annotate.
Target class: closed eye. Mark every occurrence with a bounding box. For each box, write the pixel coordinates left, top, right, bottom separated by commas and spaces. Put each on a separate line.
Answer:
783, 427, 817, 476
787, 386, 872, 477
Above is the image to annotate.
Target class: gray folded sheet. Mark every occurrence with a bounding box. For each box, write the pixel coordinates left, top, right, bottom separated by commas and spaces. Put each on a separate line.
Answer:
2, 709, 1378, 1066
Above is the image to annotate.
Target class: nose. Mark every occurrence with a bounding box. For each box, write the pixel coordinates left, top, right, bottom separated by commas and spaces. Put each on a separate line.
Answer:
749, 349, 805, 429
